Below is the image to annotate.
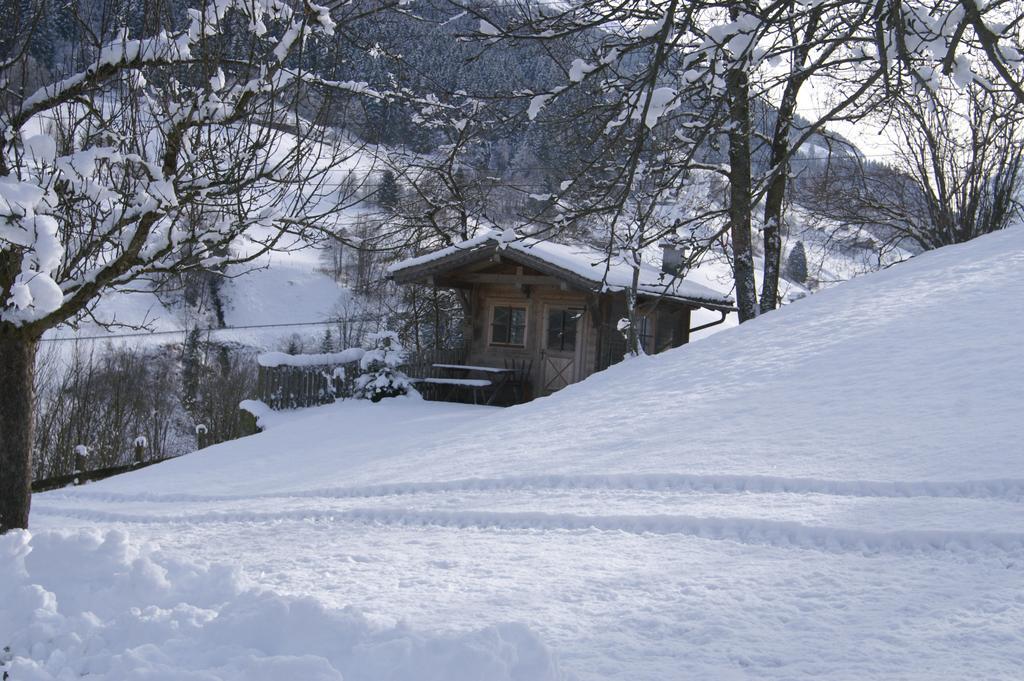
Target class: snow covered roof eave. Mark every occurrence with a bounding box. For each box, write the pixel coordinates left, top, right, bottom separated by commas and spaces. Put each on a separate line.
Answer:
388, 234, 735, 312
634, 288, 737, 313
387, 237, 496, 284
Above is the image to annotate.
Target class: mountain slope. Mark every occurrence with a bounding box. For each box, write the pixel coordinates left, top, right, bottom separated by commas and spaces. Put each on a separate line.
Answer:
21, 225, 1024, 680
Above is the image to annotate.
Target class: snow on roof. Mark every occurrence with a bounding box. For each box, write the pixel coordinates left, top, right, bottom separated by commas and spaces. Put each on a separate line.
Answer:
388, 230, 734, 308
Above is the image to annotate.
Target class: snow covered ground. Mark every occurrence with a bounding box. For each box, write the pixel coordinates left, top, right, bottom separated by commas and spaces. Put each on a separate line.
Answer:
10, 226, 1024, 679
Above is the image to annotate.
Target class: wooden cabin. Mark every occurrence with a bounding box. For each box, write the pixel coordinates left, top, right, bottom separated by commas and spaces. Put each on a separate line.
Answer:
388, 233, 735, 399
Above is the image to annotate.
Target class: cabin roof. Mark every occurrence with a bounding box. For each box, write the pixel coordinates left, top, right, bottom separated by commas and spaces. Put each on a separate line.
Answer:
387, 231, 736, 311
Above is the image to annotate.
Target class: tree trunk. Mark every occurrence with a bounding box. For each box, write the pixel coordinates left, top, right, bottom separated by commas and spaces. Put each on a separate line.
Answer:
760, 8, 818, 313
625, 258, 643, 356
726, 60, 758, 323
760, 96, 796, 313
0, 327, 38, 533
760, 173, 785, 312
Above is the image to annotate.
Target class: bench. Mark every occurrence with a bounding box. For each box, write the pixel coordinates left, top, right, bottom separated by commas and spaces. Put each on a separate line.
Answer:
431, 364, 511, 374
411, 377, 492, 387
409, 376, 494, 404
408, 364, 516, 405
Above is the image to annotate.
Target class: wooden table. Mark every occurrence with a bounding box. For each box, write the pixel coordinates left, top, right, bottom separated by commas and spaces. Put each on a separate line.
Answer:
426, 363, 516, 405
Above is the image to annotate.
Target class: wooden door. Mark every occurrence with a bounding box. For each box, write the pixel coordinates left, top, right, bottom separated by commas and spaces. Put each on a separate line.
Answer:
541, 306, 584, 394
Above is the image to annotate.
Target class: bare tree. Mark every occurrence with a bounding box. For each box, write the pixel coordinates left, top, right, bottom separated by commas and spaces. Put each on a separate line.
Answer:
895, 83, 1023, 248
801, 80, 1023, 256
457, 0, 1024, 321
32, 341, 188, 480
0, 0, 389, 532
875, 0, 1024, 106
459, 0, 885, 321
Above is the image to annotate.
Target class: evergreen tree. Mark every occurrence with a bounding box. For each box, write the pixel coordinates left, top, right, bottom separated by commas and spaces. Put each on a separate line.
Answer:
320, 328, 334, 353
216, 344, 230, 378
181, 328, 203, 415
786, 241, 808, 285
378, 170, 400, 211
356, 331, 411, 402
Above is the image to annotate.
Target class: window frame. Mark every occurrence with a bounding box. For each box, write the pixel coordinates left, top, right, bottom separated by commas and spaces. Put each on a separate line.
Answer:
546, 307, 584, 353
488, 302, 529, 348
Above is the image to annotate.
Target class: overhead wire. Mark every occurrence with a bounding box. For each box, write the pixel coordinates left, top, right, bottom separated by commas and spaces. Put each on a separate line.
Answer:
40, 319, 371, 343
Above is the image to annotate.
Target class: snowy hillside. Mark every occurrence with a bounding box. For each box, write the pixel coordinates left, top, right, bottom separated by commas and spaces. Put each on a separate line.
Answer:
63, 237, 354, 348
38, 127, 386, 352
10, 226, 1024, 680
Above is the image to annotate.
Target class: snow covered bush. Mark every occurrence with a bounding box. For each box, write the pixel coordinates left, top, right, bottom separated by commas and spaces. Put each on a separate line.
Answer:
356, 331, 412, 402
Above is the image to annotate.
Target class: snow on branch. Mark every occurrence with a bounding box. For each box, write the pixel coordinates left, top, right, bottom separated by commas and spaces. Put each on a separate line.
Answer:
0, 0, 371, 333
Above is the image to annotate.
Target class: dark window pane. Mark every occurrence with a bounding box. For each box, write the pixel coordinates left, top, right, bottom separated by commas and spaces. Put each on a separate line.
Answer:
511, 308, 526, 330
509, 308, 526, 345
655, 310, 677, 352
547, 309, 579, 352
492, 306, 526, 346
547, 310, 563, 350
510, 322, 525, 345
492, 306, 510, 344
494, 306, 509, 327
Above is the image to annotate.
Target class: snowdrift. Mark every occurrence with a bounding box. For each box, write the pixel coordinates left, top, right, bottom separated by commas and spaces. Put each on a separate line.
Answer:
0, 529, 563, 681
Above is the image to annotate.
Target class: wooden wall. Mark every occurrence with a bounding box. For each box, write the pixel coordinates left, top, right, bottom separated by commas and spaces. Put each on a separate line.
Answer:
438, 259, 697, 397
465, 281, 596, 396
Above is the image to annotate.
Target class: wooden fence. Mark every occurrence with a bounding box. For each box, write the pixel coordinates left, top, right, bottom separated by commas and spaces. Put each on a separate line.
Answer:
256, 361, 360, 409
32, 457, 171, 493
254, 346, 468, 410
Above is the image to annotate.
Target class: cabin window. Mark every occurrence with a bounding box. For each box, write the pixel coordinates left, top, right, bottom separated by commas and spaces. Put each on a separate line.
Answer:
547, 308, 583, 352
491, 305, 527, 346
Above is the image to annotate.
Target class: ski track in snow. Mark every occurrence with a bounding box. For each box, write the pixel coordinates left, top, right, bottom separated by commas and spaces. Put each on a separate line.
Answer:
32, 504, 1024, 555
43, 472, 1024, 503
38, 470, 1024, 556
